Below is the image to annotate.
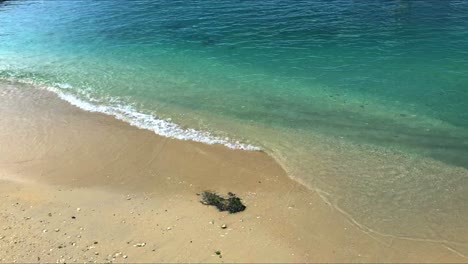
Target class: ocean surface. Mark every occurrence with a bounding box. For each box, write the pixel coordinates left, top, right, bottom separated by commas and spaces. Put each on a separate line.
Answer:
1, 0, 467, 253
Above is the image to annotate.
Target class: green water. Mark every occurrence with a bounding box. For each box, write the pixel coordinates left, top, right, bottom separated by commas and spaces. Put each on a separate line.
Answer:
0, 0, 467, 252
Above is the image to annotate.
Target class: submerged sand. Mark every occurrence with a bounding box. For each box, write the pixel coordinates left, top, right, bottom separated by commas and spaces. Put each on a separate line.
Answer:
0, 81, 466, 263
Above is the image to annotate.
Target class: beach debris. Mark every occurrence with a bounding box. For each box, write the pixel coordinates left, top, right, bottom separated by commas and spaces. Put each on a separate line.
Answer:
166, 227, 172, 230
134, 242, 146, 247
43, 229, 48, 233
221, 224, 227, 229
200, 191, 246, 213
123, 255, 128, 259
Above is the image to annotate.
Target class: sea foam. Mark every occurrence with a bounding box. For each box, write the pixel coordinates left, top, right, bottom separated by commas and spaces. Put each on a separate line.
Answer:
3, 78, 260, 151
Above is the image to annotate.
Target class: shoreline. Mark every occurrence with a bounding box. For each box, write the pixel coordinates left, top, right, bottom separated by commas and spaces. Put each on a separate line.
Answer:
0, 78, 260, 151
1, 81, 467, 263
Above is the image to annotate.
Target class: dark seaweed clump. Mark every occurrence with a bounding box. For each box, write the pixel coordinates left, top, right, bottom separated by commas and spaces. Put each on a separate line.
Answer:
200, 191, 246, 214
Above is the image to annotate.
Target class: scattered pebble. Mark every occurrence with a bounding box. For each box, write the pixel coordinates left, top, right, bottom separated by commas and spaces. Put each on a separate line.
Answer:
76, 208, 81, 212
166, 227, 172, 230
55, 228, 60, 232
134, 243, 146, 247
221, 224, 227, 229
123, 255, 128, 259
43, 229, 48, 233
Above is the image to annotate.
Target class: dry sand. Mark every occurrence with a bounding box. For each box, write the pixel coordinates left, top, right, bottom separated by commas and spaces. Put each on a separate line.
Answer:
0, 81, 466, 263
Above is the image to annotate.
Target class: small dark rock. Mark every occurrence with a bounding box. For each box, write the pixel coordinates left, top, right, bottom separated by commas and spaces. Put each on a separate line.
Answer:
200, 191, 246, 214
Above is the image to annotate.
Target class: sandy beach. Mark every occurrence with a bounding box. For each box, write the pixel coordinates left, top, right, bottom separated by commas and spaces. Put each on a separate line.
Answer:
0, 81, 466, 263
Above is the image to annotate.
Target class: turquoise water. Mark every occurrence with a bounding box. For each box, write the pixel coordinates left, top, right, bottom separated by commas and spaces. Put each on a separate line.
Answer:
1, 0, 468, 251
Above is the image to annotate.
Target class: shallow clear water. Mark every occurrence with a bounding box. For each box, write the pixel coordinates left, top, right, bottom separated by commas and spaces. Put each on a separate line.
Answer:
1, 0, 467, 251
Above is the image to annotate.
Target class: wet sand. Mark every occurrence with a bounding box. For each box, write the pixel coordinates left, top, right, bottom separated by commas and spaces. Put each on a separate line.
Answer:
0, 81, 466, 263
